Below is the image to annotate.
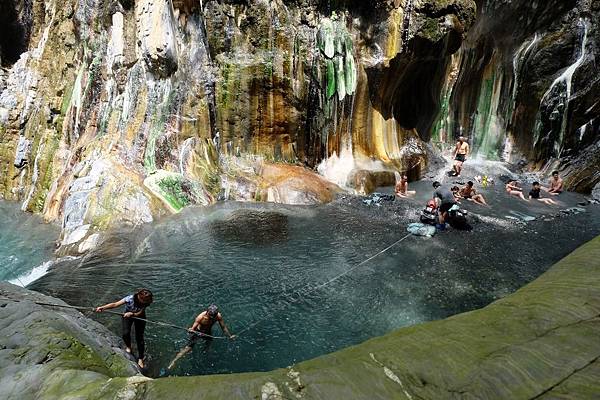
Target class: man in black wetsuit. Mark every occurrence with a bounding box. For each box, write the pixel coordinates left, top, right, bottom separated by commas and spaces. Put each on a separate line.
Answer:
167, 304, 235, 370
433, 181, 456, 229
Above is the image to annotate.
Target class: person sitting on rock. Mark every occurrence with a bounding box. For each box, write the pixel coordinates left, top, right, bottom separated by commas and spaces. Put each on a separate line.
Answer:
167, 304, 235, 371
529, 182, 557, 205
451, 186, 462, 202
460, 181, 488, 206
95, 289, 153, 369
505, 179, 528, 201
543, 171, 563, 195
395, 174, 416, 198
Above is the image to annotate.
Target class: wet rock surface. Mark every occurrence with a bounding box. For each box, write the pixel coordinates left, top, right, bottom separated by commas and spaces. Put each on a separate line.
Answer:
0, 282, 141, 400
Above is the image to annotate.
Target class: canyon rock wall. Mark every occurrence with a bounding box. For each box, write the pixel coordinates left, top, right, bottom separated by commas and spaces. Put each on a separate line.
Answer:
434, 0, 600, 191
0, 0, 475, 248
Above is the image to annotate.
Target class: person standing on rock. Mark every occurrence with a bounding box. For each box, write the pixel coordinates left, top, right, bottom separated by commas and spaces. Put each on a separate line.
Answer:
167, 304, 235, 371
95, 289, 153, 369
452, 136, 469, 177
433, 181, 456, 230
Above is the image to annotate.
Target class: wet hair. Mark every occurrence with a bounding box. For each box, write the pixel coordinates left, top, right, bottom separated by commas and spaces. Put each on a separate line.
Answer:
507, 179, 515, 184
433, 181, 441, 188
552, 171, 559, 176
467, 181, 474, 187
207, 304, 219, 317
135, 289, 153, 306
458, 136, 465, 141
533, 181, 540, 186
451, 186, 460, 192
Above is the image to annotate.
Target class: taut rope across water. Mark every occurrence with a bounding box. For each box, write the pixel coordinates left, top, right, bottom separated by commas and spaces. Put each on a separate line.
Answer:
0, 297, 228, 340
1, 232, 412, 341
235, 233, 413, 336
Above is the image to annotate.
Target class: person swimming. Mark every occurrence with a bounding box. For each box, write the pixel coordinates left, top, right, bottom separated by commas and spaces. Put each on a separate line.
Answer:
544, 171, 563, 195
395, 174, 416, 198
167, 304, 235, 370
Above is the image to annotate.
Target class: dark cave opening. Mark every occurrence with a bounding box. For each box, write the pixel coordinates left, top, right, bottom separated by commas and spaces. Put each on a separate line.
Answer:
0, 0, 32, 67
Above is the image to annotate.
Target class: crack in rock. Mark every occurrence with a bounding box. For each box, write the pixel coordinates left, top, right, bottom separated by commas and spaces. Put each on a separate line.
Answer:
370, 353, 414, 399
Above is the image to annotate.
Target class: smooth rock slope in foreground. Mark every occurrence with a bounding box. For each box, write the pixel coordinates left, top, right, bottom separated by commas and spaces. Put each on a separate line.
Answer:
2, 235, 600, 399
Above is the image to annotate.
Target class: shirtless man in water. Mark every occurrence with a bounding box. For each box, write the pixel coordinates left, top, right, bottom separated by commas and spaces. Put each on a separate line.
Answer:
167, 304, 235, 370
453, 136, 469, 177
460, 181, 488, 206
395, 174, 416, 198
543, 171, 563, 195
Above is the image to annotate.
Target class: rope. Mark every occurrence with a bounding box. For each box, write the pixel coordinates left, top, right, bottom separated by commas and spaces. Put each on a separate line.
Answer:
2, 232, 412, 341
235, 233, 412, 336
0, 297, 228, 340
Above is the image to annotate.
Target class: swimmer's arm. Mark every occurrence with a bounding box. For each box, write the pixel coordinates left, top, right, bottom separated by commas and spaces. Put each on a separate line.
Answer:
95, 299, 125, 312
217, 315, 234, 338
189, 314, 204, 331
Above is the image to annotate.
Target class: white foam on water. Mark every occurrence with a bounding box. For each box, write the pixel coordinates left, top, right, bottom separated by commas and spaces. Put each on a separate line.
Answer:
317, 148, 391, 189
9, 260, 53, 287
8, 257, 78, 287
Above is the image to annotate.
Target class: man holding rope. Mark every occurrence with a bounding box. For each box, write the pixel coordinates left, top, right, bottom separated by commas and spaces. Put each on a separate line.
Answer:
95, 289, 153, 368
167, 304, 235, 370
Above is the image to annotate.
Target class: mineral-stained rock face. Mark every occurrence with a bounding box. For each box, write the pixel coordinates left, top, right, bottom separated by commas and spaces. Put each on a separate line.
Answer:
433, 0, 600, 191
0, 0, 476, 247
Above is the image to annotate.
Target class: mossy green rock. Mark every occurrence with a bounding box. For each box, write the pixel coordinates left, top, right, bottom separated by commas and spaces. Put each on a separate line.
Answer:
0, 283, 142, 400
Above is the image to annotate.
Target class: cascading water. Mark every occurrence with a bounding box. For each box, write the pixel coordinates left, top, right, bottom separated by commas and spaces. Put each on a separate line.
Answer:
508, 33, 539, 123
534, 19, 589, 156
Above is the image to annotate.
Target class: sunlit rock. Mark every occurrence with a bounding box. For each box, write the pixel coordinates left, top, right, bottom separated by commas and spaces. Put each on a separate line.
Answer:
136, 0, 178, 77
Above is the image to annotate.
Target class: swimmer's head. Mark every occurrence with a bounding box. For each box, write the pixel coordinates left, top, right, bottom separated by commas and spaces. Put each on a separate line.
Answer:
207, 304, 219, 318
433, 181, 441, 188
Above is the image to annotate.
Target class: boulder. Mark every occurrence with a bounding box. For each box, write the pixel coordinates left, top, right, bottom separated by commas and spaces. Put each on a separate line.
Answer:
0, 283, 141, 400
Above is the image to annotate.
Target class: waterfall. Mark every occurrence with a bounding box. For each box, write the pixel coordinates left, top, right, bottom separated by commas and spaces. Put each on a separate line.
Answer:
198, 7, 219, 142
508, 33, 539, 122
401, 0, 414, 51
534, 19, 589, 156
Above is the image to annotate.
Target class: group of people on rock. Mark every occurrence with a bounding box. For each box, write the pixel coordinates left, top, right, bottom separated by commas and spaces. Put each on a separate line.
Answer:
94, 289, 235, 371
505, 171, 563, 204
